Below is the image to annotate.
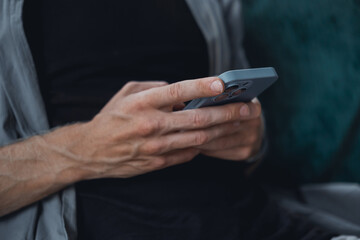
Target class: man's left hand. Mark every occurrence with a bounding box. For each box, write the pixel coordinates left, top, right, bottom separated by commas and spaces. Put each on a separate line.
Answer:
196, 98, 264, 161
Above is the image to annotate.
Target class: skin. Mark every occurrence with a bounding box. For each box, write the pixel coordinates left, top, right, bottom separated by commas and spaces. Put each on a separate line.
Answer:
0, 77, 263, 217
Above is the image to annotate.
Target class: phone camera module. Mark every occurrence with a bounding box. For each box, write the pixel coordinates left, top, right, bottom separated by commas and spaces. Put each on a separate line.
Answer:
224, 85, 239, 93
231, 87, 247, 97
213, 93, 229, 102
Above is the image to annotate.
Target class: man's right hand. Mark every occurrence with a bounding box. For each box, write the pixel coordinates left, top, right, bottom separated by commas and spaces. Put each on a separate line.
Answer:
0, 77, 249, 216
44, 77, 251, 179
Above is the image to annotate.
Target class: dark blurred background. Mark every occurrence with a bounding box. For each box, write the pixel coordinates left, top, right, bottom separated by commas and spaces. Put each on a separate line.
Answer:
242, 0, 360, 184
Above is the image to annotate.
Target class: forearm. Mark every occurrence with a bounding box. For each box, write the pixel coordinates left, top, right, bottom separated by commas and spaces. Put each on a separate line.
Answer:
0, 123, 89, 217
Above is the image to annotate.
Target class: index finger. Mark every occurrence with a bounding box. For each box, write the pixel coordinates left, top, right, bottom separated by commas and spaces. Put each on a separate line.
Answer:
138, 77, 224, 108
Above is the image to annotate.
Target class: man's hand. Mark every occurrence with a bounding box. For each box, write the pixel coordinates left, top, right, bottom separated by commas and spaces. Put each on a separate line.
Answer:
42, 77, 251, 179
195, 98, 264, 161
0, 77, 265, 216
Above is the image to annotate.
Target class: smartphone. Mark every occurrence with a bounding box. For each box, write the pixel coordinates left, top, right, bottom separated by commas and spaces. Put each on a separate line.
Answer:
184, 67, 278, 110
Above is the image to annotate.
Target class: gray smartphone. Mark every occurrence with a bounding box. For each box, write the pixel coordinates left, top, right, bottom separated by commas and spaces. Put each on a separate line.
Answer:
184, 67, 278, 110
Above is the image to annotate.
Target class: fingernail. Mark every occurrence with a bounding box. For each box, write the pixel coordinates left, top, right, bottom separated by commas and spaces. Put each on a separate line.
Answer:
240, 104, 250, 116
210, 80, 223, 93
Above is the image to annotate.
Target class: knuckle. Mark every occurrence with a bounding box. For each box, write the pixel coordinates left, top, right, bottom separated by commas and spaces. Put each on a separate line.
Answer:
180, 155, 194, 164
151, 157, 167, 169
248, 134, 258, 144
151, 118, 161, 131
120, 96, 143, 112
154, 115, 168, 133
125, 81, 138, 87
143, 142, 162, 155
123, 81, 139, 91
121, 98, 138, 112
131, 95, 150, 110
194, 131, 209, 145
191, 112, 207, 127
168, 83, 183, 100
189, 148, 200, 157
137, 119, 159, 136
225, 107, 236, 122
134, 101, 148, 111
237, 147, 253, 160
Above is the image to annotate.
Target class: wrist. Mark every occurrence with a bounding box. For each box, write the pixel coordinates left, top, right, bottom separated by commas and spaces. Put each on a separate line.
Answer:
38, 122, 94, 183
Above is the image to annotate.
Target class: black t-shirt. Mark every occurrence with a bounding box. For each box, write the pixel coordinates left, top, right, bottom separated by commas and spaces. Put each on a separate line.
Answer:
22, 1, 336, 239
23, 0, 209, 126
